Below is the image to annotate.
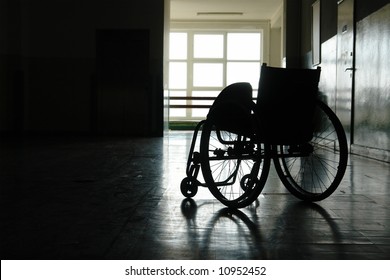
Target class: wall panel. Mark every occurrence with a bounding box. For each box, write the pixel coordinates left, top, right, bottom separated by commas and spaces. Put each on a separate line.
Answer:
353, 4, 390, 161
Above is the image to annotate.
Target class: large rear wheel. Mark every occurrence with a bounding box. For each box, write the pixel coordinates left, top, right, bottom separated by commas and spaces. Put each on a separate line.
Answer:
273, 100, 348, 201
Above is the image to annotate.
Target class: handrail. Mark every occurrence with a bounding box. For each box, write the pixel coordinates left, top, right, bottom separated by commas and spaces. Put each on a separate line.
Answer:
169, 96, 256, 109
169, 96, 215, 109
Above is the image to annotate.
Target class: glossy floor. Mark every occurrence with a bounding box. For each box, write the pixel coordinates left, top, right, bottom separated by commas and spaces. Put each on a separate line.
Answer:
1, 131, 390, 259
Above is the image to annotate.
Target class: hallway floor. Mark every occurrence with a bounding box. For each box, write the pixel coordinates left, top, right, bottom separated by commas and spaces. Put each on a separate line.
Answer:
1, 131, 390, 259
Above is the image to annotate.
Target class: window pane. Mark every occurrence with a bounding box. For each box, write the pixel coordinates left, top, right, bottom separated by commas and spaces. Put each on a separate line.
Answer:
169, 90, 187, 97
170, 108, 186, 118
169, 33, 187, 59
227, 33, 261, 60
193, 63, 223, 87
169, 91, 186, 118
192, 108, 209, 118
169, 62, 187, 89
194, 34, 224, 58
169, 99, 186, 106
192, 91, 220, 98
192, 100, 213, 106
227, 62, 261, 89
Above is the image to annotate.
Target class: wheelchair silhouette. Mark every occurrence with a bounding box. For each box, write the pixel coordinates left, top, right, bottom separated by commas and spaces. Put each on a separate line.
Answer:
181, 64, 348, 208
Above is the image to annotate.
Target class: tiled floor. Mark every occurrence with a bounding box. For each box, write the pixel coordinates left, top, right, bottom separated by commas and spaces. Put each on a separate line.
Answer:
1, 131, 389, 259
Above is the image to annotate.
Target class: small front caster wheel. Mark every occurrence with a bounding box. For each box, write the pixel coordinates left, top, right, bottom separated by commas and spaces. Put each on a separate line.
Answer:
240, 174, 254, 191
180, 177, 198, 198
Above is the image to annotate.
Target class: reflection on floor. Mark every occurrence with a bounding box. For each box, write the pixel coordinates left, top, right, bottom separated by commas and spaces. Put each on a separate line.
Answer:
1, 131, 389, 259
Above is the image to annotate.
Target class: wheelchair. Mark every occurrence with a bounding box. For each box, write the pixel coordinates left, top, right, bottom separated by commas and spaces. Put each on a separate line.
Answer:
181, 64, 348, 208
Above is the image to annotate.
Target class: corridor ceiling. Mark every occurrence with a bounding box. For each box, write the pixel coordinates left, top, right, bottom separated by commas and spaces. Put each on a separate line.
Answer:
170, 0, 283, 21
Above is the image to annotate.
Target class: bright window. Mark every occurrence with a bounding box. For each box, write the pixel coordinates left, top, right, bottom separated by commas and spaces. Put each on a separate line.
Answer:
169, 62, 187, 89
227, 62, 261, 86
227, 33, 261, 60
168, 31, 262, 121
169, 33, 187, 59
194, 34, 224, 58
193, 63, 224, 87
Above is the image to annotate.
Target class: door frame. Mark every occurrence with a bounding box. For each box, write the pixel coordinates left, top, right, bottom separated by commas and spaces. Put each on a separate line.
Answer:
336, 0, 356, 146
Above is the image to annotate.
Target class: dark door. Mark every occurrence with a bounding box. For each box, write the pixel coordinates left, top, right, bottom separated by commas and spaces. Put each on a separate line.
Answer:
96, 29, 150, 135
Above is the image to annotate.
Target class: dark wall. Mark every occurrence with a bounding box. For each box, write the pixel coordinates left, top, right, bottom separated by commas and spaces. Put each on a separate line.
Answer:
0, 0, 164, 136
0, 0, 23, 132
354, 3, 390, 161
299, 0, 390, 161
300, 0, 338, 57
355, 0, 390, 21
284, 0, 302, 68
300, 0, 389, 57
286, 0, 338, 67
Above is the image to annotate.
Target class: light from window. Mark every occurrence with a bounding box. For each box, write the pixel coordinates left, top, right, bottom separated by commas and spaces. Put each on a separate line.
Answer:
192, 91, 220, 98
169, 33, 187, 59
170, 108, 186, 117
192, 108, 209, 118
169, 62, 187, 89
193, 63, 223, 87
227, 62, 261, 89
169, 91, 187, 118
168, 31, 262, 121
227, 33, 261, 60
194, 34, 224, 58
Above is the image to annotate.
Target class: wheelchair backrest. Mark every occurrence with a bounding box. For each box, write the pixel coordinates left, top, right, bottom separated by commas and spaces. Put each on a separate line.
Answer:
256, 64, 321, 144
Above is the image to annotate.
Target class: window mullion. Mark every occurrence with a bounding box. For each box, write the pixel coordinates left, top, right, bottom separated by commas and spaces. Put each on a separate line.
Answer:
223, 31, 228, 88
187, 31, 194, 119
